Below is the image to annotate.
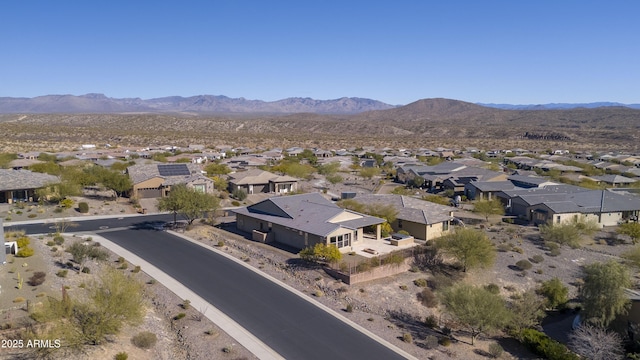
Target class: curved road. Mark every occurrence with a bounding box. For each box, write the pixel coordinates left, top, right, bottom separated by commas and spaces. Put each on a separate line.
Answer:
10, 216, 410, 360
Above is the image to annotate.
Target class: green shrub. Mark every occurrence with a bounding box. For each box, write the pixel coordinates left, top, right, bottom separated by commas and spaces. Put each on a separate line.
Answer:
548, 248, 561, 257
60, 198, 74, 209
78, 202, 89, 213
231, 200, 240, 207
16, 236, 30, 248
114, 352, 128, 360
16, 247, 35, 257
515, 259, 532, 271
424, 315, 438, 328
216, 240, 225, 247
117, 256, 125, 263
519, 328, 580, 360
46, 241, 55, 246
132, 265, 141, 273
399, 284, 408, 291
27, 214, 37, 218
119, 262, 128, 270
488, 343, 504, 358
413, 278, 428, 287
182, 299, 191, 310
56, 269, 68, 277
81, 267, 91, 274
531, 254, 545, 263
173, 313, 186, 320
484, 283, 500, 294
232, 189, 247, 201
131, 331, 157, 349
439, 337, 451, 346
346, 303, 353, 313
54, 236, 64, 245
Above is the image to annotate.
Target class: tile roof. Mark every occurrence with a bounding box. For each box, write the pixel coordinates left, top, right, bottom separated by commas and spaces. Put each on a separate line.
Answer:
126, 163, 202, 185
229, 169, 298, 185
233, 193, 384, 237
353, 194, 453, 224
0, 169, 60, 191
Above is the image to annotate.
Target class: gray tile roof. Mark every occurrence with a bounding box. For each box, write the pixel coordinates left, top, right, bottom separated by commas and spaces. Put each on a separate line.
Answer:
467, 181, 517, 192
353, 194, 453, 224
234, 193, 385, 237
0, 169, 60, 191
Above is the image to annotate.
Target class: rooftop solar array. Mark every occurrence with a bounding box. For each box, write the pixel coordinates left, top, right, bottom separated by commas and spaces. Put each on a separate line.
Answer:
157, 164, 191, 177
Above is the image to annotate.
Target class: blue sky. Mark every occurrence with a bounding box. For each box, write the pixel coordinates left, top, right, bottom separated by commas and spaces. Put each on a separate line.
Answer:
1, 1, 638, 105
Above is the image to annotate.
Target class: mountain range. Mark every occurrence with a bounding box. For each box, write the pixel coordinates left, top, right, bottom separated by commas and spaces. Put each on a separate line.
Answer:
0, 93, 639, 114
0, 94, 395, 114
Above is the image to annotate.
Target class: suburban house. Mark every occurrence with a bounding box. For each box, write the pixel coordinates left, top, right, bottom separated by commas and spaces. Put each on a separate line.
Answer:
0, 169, 59, 204
464, 175, 559, 200
228, 169, 299, 195
498, 186, 640, 227
127, 163, 214, 199
351, 194, 454, 241
397, 162, 507, 192
234, 193, 385, 251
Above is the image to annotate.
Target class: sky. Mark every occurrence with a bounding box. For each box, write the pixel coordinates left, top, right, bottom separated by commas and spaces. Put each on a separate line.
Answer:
1, 1, 639, 105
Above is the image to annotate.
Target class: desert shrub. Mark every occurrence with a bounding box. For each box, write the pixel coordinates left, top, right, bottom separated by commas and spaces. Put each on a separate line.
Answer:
538, 278, 568, 310
417, 288, 438, 308
424, 335, 439, 349
78, 202, 89, 213
114, 352, 128, 360
439, 337, 451, 346
424, 315, 438, 329
512, 246, 524, 254
56, 269, 68, 277
117, 256, 125, 263
548, 248, 561, 256
313, 290, 324, 297
132, 265, 141, 273
28, 271, 46, 286
409, 265, 419, 273
488, 343, 504, 358
216, 240, 225, 247
16, 247, 35, 257
16, 236, 30, 248
54, 236, 64, 245
413, 278, 428, 287
13, 297, 26, 303
515, 259, 533, 271
346, 303, 353, 313
173, 313, 186, 320
182, 299, 191, 310
355, 261, 371, 273
231, 200, 240, 207
484, 283, 500, 294
402, 332, 413, 343
399, 284, 408, 291
232, 189, 247, 201
46, 241, 55, 246
531, 254, 545, 263
119, 262, 128, 270
131, 331, 157, 349
519, 328, 579, 360
81, 267, 91, 274
27, 214, 37, 218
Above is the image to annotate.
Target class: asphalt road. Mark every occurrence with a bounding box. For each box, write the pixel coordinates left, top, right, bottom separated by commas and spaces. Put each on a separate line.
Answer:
10, 216, 409, 360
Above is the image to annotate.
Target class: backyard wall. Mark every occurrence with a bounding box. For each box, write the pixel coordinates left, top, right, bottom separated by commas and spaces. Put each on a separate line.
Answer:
324, 257, 411, 285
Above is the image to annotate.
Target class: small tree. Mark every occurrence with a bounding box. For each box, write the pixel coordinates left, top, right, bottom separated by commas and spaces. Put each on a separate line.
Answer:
440, 284, 511, 345
435, 227, 496, 272
507, 289, 546, 333
473, 198, 505, 221
580, 260, 631, 327
158, 184, 220, 224
568, 324, 625, 360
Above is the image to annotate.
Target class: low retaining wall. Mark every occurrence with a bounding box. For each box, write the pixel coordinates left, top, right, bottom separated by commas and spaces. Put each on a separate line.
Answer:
324, 258, 411, 285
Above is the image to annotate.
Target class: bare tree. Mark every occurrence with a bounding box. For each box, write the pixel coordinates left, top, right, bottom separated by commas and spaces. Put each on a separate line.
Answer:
569, 324, 624, 360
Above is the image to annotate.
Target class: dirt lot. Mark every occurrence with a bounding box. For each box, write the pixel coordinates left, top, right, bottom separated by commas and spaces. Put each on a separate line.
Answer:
2, 196, 637, 359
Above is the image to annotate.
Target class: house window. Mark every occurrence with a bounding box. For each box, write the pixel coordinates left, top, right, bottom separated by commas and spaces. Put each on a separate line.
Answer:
556, 216, 561, 224
194, 184, 205, 193
329, 233, 351, 248
443, 221, 449, 231
398, 219, 403, 229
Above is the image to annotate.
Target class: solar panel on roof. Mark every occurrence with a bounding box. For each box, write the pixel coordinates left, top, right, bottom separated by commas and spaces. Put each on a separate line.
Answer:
157, 164, 191, 176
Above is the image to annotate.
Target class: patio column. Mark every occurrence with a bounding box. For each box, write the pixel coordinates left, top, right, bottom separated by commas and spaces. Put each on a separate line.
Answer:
376, 224, 381, 240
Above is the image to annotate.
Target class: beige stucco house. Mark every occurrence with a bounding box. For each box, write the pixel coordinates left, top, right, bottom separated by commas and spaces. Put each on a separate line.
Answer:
127, 163, 214, 199
234, 193, 384, 251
